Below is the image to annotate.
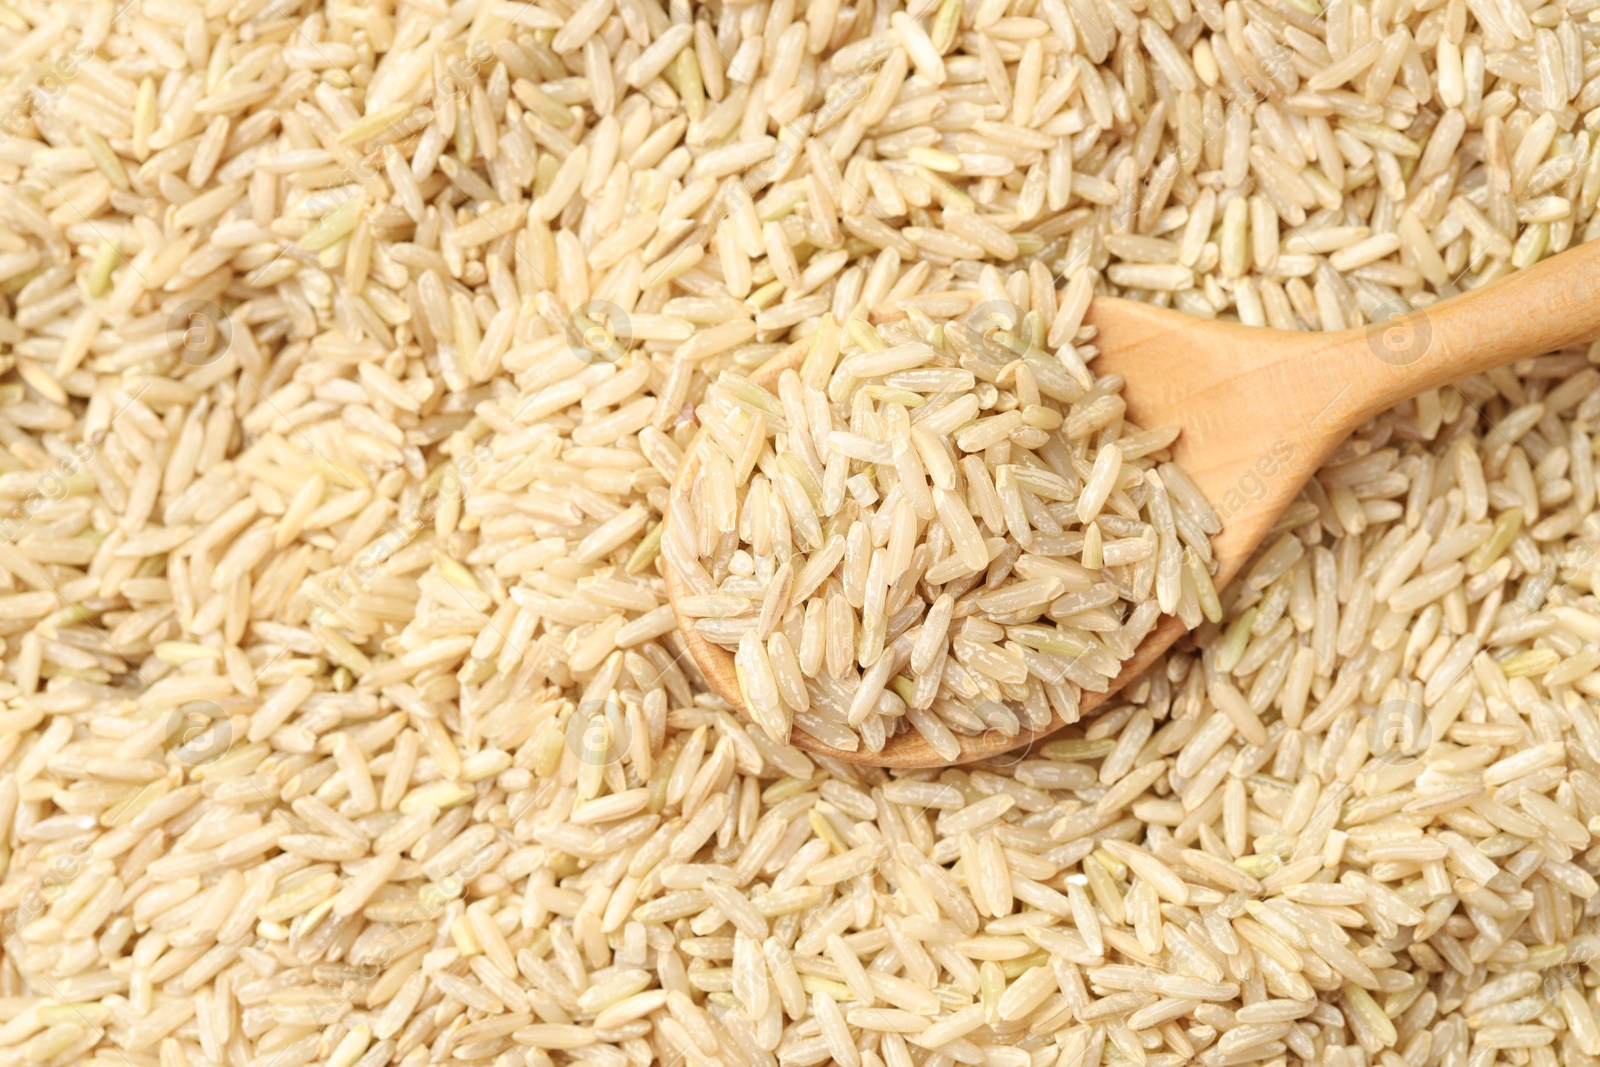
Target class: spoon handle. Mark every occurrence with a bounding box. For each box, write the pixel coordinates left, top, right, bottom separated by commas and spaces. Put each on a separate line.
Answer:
1346, 236, 1600, 422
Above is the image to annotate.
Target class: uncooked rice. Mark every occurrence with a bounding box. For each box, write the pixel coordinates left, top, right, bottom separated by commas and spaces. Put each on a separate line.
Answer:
0, 0, 1599, 1065
668, 295, 1215, 756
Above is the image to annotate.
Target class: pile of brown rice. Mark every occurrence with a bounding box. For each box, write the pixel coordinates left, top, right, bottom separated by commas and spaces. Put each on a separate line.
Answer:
0, 0, 1599, 1064
668, 293, 1220, 757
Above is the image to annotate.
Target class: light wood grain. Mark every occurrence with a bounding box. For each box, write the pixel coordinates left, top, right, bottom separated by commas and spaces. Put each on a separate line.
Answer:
662, 238, 1600, 768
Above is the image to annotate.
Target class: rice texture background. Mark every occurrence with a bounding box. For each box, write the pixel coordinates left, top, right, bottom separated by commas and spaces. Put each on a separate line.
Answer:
0, 0, 1598, 1064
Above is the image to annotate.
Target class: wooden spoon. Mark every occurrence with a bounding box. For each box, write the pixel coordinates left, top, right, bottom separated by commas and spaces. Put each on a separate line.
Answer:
663, 239, 1600, 767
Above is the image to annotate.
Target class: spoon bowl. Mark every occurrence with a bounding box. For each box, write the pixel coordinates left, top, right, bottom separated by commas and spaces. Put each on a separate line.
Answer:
663, 239, 1600, 767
